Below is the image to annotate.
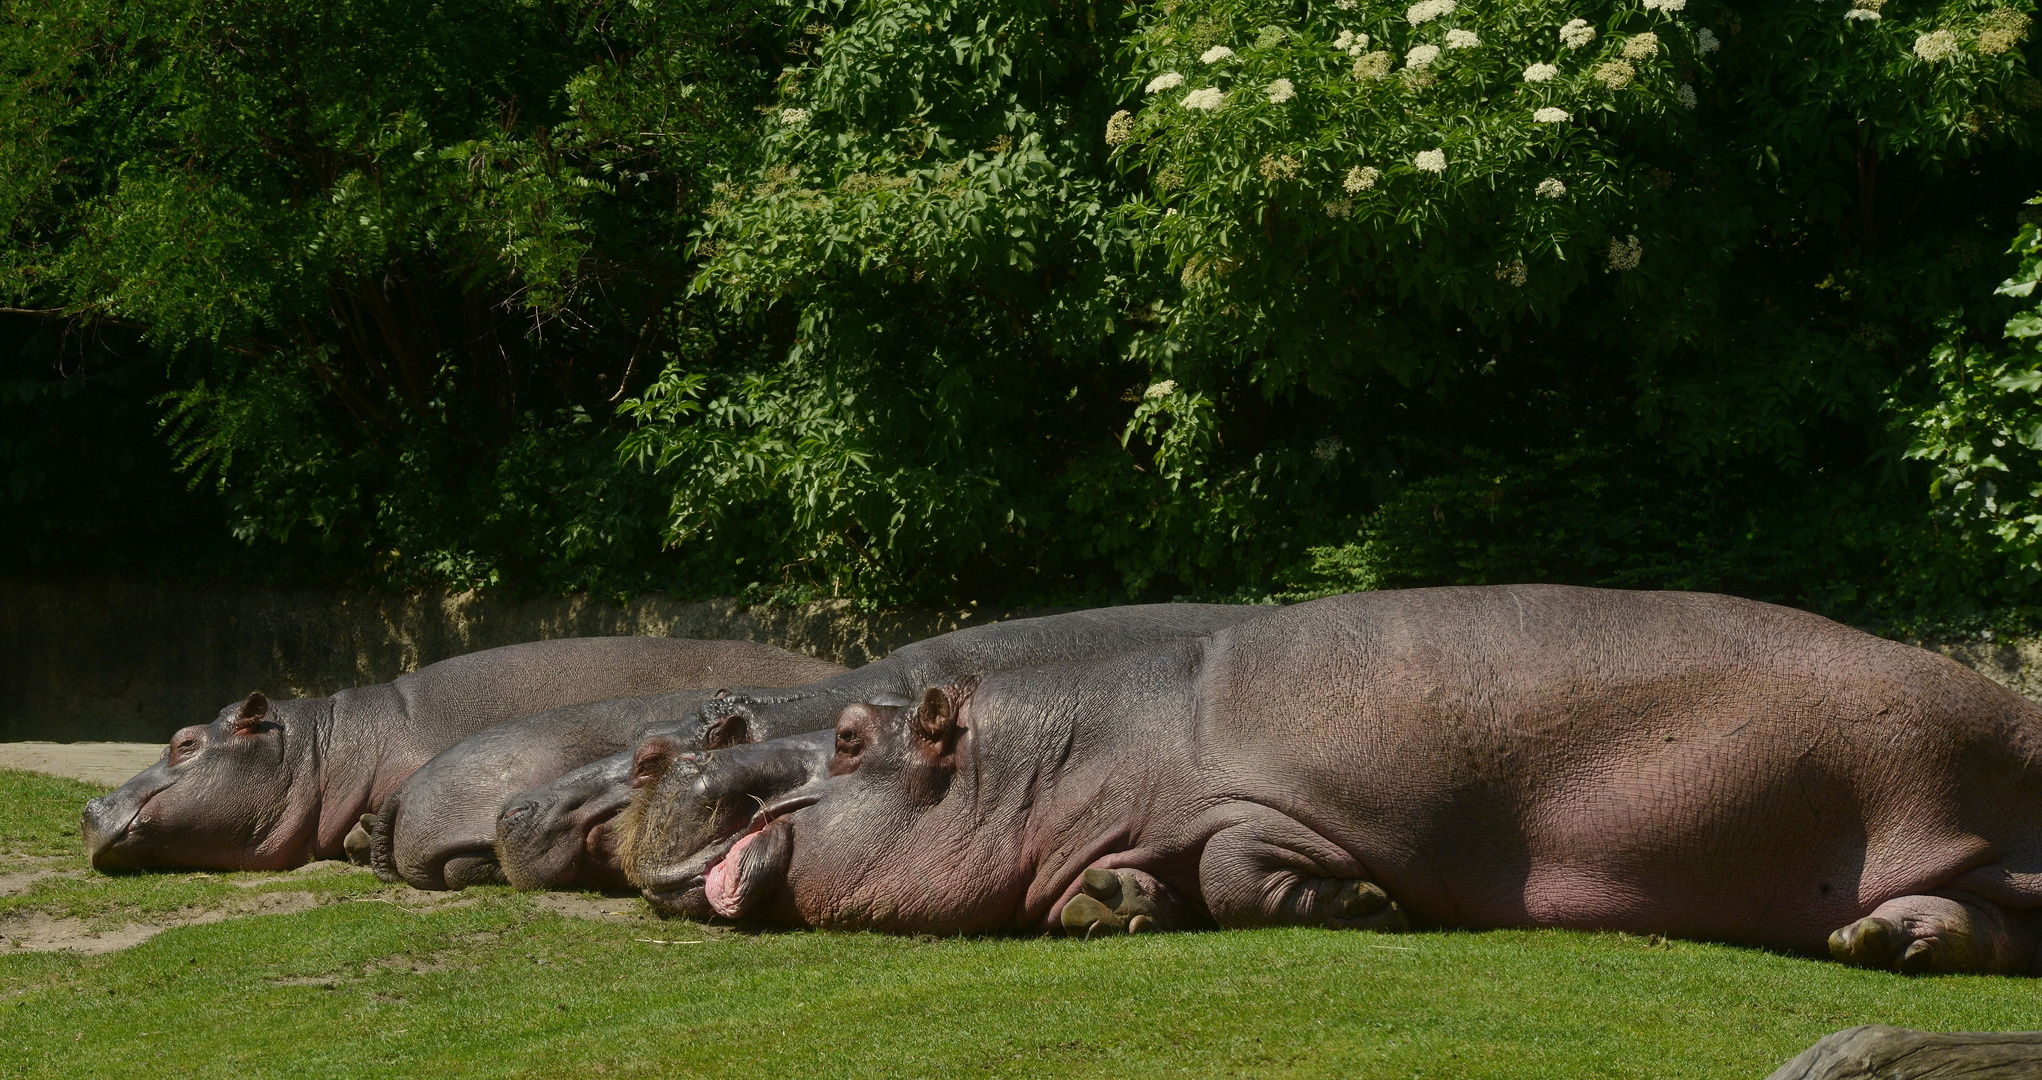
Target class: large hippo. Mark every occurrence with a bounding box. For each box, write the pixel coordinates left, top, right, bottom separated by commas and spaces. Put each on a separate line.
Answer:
81, 637, 840, 873
693, 586, 2042, 975
480, 604, 1275, 892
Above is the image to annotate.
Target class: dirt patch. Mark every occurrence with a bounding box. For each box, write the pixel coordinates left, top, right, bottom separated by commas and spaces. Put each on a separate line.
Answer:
0, 890, 322, 954
0, 742, 163, 787
531, 892, 657, 922
0, 866, 85, 897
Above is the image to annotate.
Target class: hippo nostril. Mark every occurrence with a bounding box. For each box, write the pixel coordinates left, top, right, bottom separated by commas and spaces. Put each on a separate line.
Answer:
499, 803, 534, 825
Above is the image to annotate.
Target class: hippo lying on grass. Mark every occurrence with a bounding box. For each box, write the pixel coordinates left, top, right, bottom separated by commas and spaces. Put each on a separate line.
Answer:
469, 604, 1275, 892
81, 637, 837, 873
683, 586, 2042, 975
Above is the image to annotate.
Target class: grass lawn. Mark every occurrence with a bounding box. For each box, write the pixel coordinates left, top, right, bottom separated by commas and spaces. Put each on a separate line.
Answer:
4, 768, 2040, 1079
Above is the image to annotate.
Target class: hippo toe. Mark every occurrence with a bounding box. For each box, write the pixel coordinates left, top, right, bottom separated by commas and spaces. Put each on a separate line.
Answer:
1060, 867, 1190, 938
1828, 893, 2036, 975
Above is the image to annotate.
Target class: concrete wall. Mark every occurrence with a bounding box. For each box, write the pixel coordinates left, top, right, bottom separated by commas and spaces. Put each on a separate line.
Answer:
4, 577, 2038, 743
0, 579, 1050, 743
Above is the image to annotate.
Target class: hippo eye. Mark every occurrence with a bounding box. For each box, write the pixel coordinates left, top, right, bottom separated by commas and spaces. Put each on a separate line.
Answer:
170, 739, 198, 765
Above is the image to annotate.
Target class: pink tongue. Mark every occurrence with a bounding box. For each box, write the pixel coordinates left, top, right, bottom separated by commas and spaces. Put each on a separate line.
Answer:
704, 830, 761, 919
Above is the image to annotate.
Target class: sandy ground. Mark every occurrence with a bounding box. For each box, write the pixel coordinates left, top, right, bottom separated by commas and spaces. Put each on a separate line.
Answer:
0, 742, 162, 787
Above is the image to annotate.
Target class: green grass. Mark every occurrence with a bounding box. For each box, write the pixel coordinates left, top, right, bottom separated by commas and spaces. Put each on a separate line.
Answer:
4, 768, 2040, 1079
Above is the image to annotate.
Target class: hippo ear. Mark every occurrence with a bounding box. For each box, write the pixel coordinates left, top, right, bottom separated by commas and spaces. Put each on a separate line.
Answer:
913, 685, 960, 751
233, 692, 269, 732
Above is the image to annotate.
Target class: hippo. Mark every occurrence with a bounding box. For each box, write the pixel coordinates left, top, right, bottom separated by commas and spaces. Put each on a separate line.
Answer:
81, 637, 840, 873
689, 586, 2042, 975
481, 604, 1275, 892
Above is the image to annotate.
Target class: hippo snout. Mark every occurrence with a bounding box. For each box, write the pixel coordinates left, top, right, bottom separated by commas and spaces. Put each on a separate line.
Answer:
81, 793, 141, 870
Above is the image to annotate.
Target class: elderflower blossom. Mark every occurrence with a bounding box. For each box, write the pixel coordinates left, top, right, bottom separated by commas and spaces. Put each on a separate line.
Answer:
1845, 7, 1881, 20
1344, 165, 1380, 191
1407, 44, 1441, 67
1145, 72, 1185, 93
1354, 51, 1395, 79
1623, 32, 1660, 59
1594, 60, 1636, 88
1333, 29, 1371, 55
1560, 19, 1597, 49
1200, 45, 1235, 64
1642, 0, 1685, 11
1913, 30, 1959, 63
1182, 87, 1225, 110
1258, 153, 1301, 181
1533, 107, 1571, 123
1980, 10, 2029, 55
1414, 148, 1447, 173
1267, 78, 1296, 103
1496, 261, 1528, 287
1675, 83, 1697, 108
1697, 27, 1720, 53
1144, 380, 1178, 399
1523, 62, 1559, 82
1104, 110, 1134, 145
1537, 177, 1567, 198
1407, 0, 1456, 25
1445, 29, 1480, 49
1608, 235, 1643, 271
779, 107, 810, 126
1324, 197, 1355, 219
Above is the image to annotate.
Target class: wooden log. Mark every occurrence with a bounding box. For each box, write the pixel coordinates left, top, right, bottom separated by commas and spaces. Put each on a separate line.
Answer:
1766, 1025, 2042, 1080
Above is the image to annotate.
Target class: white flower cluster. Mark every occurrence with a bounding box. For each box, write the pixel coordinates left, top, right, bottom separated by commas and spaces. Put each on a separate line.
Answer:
1414, 148, 1447, 173
1354, 51, 1395, 79
1697, 27, 1720, 53
1623, 32, 1660, 59
1981, 10, 2031, 55
1407, 44, 1441, 67
1537, 177, 1567, 198
1263, 78, 1296, 104
1594, 60, 1636, 88
1560, 19, 1597, 49
1446, 29, 1480, 49
780, 107, 810, 127
1677, 83, 1698, 109
1313, 436, 1346, 462
1333, 29, 1371, 56
1144, 380, 1177, 399
1533, 107, 1571, 123
1496, 260, 1528, 287
1259, 153, 1302, 181
1642, 0, 1685, 11
1104, 110, 1134, 145
1344, 165, 1380, 191
1407, 0, 1456, 25
1182, 87, 1225, 110
1146, 71, 1185, 93
1845, 0, 1882, 21
1324, 197, 1355, 219
1912, 29, 1958, 63
1201, 45, 1234, 64
1523, 62, 1559, 82
1335, 0, 1358, 8
1608, 235, 1643, 271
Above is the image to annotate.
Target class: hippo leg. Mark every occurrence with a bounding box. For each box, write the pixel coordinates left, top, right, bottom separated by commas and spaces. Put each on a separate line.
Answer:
344, 813, 377, 865
1828, 891, 2036, 975
1060, 868, 1191, 938
1195, 807, 1408, 933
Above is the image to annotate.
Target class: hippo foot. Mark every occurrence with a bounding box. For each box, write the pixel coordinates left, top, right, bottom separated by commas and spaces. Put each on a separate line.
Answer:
343, 813, 377, 866
442, 853, 509, 890
1313, 877, 1410, 933
1060, 867, 1186, 939
1827, 893, 2032, 975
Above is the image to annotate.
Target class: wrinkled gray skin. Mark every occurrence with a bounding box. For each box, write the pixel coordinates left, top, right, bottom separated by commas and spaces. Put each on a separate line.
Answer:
701, 586, 2042, 975
81, 637, 809, 873
371, 648, 847, 890
493, 604, 1274, 892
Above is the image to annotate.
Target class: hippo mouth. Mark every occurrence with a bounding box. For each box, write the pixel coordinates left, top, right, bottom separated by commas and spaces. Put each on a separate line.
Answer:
82, 781, 176, 868
641, 791, 819, 918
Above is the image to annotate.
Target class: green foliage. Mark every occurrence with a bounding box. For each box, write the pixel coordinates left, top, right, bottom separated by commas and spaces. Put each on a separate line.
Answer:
3, 0, 2041, 623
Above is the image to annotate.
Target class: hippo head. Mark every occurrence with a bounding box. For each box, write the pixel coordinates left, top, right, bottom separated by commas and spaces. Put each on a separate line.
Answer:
81, 692, 322, 872
621, 727, 846, 915
696, 680, 1038, 933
